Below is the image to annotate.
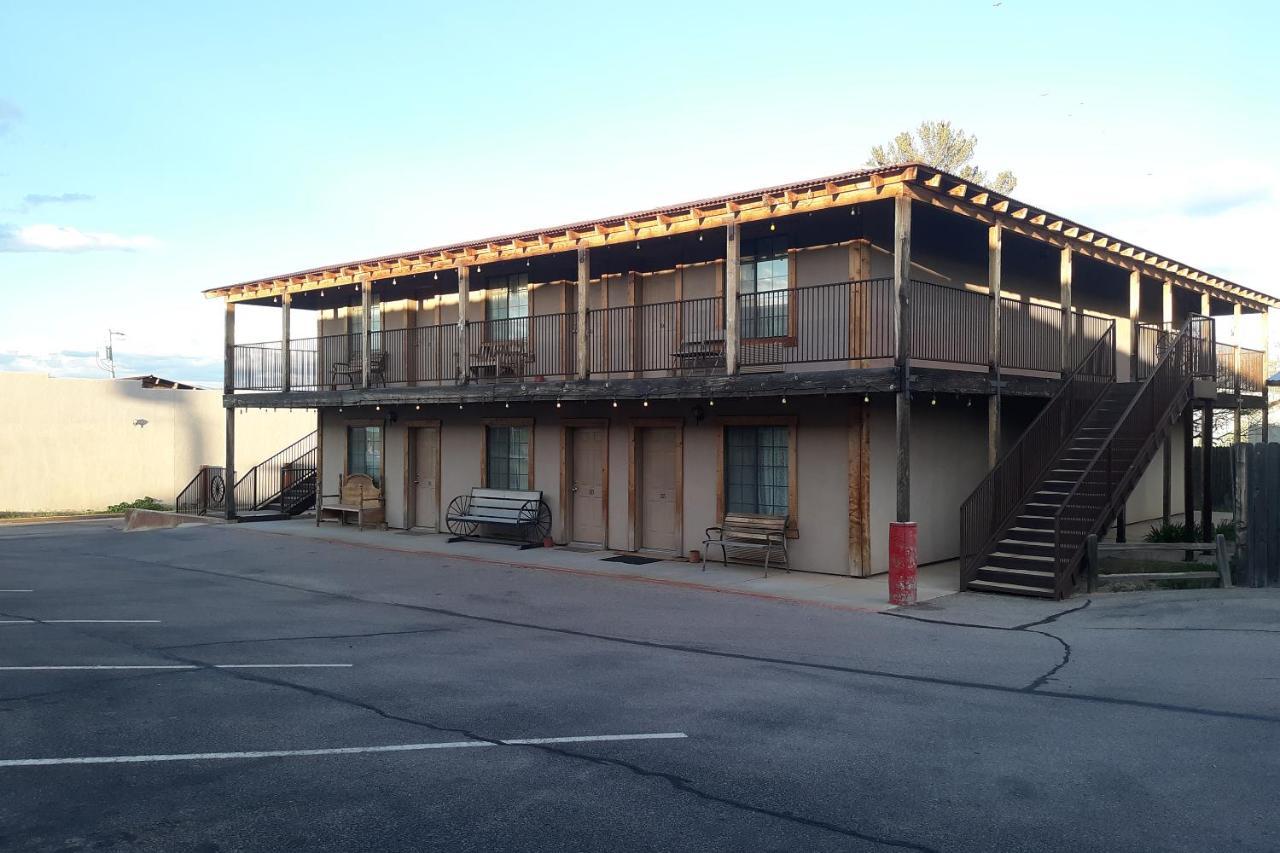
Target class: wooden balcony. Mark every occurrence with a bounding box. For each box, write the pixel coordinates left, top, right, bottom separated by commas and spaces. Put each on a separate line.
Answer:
229, 277, 1262, 401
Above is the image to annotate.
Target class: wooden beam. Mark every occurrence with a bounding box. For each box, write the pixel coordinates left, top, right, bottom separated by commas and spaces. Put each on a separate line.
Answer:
223, 299, 237, 521
576, 247, 590, 380
894, 194, 912, 523
989, 224, 1002, 470
1060, 248, 1073, 373
724, 219, 741, 375
457, 264, 470, 382
361, 280, 372, 389
281, 292, 291, 393
1162, 281, 1174, 327
1129, 270, 1140, 382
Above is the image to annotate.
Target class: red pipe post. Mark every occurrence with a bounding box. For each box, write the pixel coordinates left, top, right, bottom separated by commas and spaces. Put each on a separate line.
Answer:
888, 522, 918, 606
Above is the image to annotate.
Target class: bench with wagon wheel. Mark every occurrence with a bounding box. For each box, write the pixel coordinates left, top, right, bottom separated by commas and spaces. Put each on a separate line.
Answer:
445, 488, 551, 549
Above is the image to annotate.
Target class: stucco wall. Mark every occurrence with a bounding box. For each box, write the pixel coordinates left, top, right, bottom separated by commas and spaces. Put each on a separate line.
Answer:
321, 398, 855, 575
0, 372, 314, 512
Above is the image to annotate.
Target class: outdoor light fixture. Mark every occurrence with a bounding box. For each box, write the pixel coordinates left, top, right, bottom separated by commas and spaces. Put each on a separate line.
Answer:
458, 404, 463, 410
770, 222, 776, 231
708, 399, 715, 406
643, 400, 649, 407
415, 404, 421, 410
781, 396, 787, 404
505, 401, 510, 408
931, 396, 937, 406
612, 400, 618, 408
375, 405, 381, 411
556, 400, 561, 408
863, 395, 870, 403
433, 273, 438, 280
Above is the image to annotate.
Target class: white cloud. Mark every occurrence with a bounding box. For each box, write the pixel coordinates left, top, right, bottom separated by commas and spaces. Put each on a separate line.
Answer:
0, 349, 220, 385
0, 223, 158, 252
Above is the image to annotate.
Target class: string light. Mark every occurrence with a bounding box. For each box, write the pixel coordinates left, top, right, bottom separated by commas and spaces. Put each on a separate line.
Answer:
612, 400, 618, 408
415, 404, 421, 410
708, 399, 715, 406
555, 400, 561, 408
643, 400, 649, 407
931, 396, 938, 406
781, 396, 787, 404
863, 395, 870, 403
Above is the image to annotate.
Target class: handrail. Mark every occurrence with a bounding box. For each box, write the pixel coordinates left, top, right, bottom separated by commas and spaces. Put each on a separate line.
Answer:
1050, 314, 1212, 597
959, 323, 1116, 585
233, 431, 317, 512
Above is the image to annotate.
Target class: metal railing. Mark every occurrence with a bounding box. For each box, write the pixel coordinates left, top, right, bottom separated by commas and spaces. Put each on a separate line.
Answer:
175, 466, 226, 516
1051, 315, 1214, 597
1216, 343, 1266, 395
230, 279, 1127, 392
959, 326, 1117, 587
232, 431, 317, 513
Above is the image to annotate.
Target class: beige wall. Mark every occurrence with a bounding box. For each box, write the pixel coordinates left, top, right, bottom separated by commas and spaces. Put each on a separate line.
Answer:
321, 398, 856, 575
0, 372, 314, 512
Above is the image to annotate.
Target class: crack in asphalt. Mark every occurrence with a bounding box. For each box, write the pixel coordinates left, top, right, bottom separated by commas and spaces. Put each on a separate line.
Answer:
156, 626, 454, 651
884, 600, 1091, 692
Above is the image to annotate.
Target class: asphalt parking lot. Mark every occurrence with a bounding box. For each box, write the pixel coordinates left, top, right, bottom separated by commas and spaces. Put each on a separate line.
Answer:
1, 519, 1278, 852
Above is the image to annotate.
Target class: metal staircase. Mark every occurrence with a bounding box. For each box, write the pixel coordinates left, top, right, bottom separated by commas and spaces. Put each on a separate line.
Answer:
960, 316, 1214, 598
176, 431, 317, 520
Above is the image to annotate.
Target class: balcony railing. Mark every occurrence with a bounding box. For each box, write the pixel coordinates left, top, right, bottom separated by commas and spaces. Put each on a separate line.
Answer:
231, 278, 1122, 392
1216, 342, 1266, 395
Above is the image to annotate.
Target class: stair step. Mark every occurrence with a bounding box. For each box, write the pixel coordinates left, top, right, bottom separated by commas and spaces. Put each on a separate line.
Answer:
1007, 526, 1054, 540
986, 551, 1054, 570
990, 550, 1053, 563
974, 566, 1056, 587
967, 579, 1057, 598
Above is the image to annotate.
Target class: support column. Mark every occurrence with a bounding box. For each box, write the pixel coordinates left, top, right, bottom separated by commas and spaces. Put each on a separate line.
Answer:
223, 300, 237, 521
1128, 270, 1141, 381
1201, 400, 1214, 541
894, 194, 912, 523
987, 224, 1002, 469
1200, 291, 1211, 318
458, 264, 470, 382
1162, 281, 1174, 327
280, 292, 292, 393
1234, 302, 1243, 441
724, 220, 741, 375
1162, 279, 1175, 523
360, 280, 372, 389
1263, 309, 1271, 442
314, 407, 323, 527
1059, 248, 1073, 374
1182, 404, 1194, 539
575, 247, 589, 380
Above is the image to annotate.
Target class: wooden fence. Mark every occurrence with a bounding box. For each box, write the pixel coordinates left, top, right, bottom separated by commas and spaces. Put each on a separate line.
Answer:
1238, 442, 1280, 588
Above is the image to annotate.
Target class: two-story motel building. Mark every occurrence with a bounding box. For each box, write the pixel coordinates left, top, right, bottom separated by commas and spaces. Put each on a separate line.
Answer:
205, 163, 1274, 595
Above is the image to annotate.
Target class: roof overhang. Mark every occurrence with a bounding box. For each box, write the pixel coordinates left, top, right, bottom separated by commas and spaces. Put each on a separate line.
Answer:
205, 163, 1279, 311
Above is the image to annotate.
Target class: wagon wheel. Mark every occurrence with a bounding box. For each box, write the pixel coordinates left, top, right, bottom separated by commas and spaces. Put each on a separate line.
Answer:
446, 496, 477, 537
518, 500, 553, 543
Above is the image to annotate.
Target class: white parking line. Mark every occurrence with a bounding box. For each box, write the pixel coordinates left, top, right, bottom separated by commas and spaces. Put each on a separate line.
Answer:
0, 664, 352, 671
0, 620, 162, 625
0, 732, 689, 767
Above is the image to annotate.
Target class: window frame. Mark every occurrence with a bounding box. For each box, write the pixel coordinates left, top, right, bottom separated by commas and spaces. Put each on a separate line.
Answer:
481, 418, 535, 491
739, 237, 797, 344
715, 416, 798, 537
344, 420, 386, 488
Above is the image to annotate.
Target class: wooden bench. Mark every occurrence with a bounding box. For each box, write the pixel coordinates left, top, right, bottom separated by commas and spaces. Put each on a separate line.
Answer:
446, 487, 552, 548
330, 350, 388, 388
702, 513, 790, 576
317, 473, 385, 529
470, 340, 534, 380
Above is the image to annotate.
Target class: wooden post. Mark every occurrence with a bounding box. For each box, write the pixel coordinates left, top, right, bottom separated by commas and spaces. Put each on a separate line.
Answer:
1202, 400, 1214, 541
280, 292, 291, 393
360, 280, 372, 389
1128, 270, 1140, 382
1085, 534, 1099, 593
1059, 247, 1073, 374
1162, 281, 1174, 327
987, 224, 1002, 470
1162, 280, 1175, 523
1263, 308, 1271, 442
314, 408, 323, 527
223, 299, 237, 521
457, 264, 470, 382
894, 194, 912, 523
1200, 291, 1211, 318
1182, 403, 1194, 540
576, 247, 589, 380
724, 220, 740, 375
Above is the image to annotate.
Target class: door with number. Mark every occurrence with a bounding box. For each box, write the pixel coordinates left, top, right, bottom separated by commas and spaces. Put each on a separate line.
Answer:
411, 426, 440, 531
568, 426, 606, 546
639, 426, 680, 553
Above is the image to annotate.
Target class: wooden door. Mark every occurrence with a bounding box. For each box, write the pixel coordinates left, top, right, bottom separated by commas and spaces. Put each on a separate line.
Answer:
569, 427, 606, 545
412, 426, 440, 531
640, 427, 679, 552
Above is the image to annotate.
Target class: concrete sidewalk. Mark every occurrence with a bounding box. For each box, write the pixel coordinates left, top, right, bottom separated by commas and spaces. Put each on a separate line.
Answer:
234, 517, 958, 612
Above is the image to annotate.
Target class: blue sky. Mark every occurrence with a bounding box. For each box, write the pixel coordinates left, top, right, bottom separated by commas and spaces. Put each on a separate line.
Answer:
2, 0, 1277, 383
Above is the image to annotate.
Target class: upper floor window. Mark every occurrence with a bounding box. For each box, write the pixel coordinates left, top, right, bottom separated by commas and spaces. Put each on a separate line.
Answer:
740, 237, 790, 339
486, 274, 530, 341
348, 298, 382, 357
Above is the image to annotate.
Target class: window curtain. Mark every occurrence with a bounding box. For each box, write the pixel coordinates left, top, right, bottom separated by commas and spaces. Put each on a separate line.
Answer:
725, 426, 788, 516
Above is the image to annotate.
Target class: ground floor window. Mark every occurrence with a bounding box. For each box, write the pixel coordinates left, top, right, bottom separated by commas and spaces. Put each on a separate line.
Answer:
724, 425, 789, 516
486, 425, 530, 490
347, 425, 383, 487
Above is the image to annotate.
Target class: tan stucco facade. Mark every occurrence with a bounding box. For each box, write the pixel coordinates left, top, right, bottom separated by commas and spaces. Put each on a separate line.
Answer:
0, 371, 314, 512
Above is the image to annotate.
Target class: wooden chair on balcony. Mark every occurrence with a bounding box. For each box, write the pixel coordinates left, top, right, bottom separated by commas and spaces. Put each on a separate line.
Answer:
329, 350, 388, 388
469, 340, 534, 381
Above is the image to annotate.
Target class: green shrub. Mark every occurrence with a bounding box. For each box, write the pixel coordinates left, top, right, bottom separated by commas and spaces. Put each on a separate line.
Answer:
107, 496, 166, 513
1215, 520, 1238, 542
1144, 522, 1189, 542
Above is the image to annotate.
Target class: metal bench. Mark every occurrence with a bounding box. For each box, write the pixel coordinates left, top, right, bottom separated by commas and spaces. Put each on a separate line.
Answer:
446, 487, 552, 548
702, 512, 790, 576
317, 473, 385, 530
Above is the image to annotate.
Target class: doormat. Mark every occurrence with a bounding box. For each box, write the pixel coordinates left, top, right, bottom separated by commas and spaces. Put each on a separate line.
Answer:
602, 555, 662, 566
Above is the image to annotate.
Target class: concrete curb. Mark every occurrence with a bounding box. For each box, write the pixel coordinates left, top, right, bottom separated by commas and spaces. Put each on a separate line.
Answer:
0, 513, 122, 525
123, 509, 225, 532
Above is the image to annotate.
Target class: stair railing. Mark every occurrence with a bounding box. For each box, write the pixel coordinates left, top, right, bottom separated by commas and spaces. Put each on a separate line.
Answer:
232, 431, 318, 513
959, 324, 1117, 586
1050, 315, 1214, 597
